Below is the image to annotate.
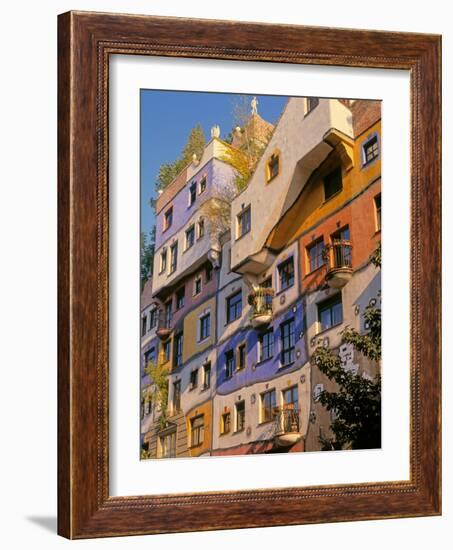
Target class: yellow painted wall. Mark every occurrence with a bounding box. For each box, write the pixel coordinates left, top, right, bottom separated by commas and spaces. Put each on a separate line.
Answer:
266, 120, 381, 250
186, 399, 213, 457
182, 296, 216, 363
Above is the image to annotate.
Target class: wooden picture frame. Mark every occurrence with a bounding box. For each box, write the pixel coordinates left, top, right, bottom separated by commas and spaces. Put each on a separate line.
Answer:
58, 11, 441, 539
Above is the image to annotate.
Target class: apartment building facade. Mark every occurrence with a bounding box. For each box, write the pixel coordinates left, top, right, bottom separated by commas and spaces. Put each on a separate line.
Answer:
141, 97, 382, 459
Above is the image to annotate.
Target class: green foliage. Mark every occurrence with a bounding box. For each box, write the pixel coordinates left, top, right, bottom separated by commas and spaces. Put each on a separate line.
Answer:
371, 241, 381, 268
140, 227, 155, 289
155, 124, 206, 192
144, 360, 170, 428
311, 303, 381, 451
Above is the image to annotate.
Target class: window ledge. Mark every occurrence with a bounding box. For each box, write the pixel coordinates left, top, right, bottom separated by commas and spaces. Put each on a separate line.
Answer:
234, 229, 250, 243
315, 321, 343, 337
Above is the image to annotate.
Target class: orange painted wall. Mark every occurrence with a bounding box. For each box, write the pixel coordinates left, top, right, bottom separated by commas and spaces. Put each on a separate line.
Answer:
186, 399, 213, 457
299, 179, 381, 292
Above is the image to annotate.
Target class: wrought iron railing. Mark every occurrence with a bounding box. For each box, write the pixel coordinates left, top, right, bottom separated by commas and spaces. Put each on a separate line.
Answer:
325, 240, 352, 271
274, 407, 300, 435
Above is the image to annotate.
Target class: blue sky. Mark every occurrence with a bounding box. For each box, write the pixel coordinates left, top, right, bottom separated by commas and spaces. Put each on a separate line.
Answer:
140, 90, 288, 236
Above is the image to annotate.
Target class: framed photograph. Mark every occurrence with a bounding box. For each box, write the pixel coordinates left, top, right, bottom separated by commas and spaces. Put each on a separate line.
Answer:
58, 11, 441, 538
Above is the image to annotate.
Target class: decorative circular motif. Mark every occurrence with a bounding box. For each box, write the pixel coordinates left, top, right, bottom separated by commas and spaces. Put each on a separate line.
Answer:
296, 349, 301, 359
369, 298, 377, 307
246, 427, 252, 436
280, 294, 286, 305
300, 375, 306, 384
354, 305, 360, 316
251, 394, 256, 404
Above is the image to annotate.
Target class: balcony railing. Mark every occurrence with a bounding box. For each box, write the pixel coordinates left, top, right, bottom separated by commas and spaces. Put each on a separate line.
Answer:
248, 287, 274, 328
273, 406, 301, 447
325, 240, 353, 289
156, 309, 173, 340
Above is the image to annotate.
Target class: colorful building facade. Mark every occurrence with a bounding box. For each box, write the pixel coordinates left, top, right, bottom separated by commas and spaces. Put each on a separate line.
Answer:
141, 97, 382, 459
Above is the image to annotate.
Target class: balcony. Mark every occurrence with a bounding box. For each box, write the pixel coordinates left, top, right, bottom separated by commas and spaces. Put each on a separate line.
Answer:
156, 309, 173, 340
325, 240, 353, 289
248, 287, 274, 328
273, 407, 301, 447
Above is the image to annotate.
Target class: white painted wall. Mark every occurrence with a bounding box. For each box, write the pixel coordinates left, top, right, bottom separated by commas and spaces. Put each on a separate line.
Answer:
230, 98, 353, 270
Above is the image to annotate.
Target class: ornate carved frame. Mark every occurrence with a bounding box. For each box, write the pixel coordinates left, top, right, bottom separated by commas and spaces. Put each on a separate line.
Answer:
58, 11, 441, 538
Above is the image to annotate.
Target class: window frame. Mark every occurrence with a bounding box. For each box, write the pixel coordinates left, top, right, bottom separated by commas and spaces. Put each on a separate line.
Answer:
235, 400, 246, 433
189, 181, 197, 207
280, 317, 296, 367
169, 242, 178, 274
317, 293, 343, 333
225, 349, 235, 379
163, 206, 173, 231
185, 224, 195, 250
174, 332, 183, 368
202, 362, 211, 389
323, 166, 343, 201
175, 286, 185, 310
265, 151, 280, 183
159, 248, 167, 274
158, 430, 176, 458
190, 414, 204, 447
277, 257, 295, 292
199, 312, 211, 341
189, 368, 199, 390
237, 342, 246, 371
307, 238, 325, 273
193, 275, 202, 296
172, 379, 181, 412
260, 389, 277, 424
226, 289, 242, 324
362, 133, 380, 166
236, 205, 251, 239
220, 411, 231, 435
374, 193, 382, 232
259, 328, 274, 362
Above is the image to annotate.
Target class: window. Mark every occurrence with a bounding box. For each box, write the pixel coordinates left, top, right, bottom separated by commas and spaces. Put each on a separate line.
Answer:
185, 225, 195, 250
163, 207, 173, 231
259, 328, 274, 362
261, 277, 272, 288
220, 412, 231, 435
235, 401, 245, 432
202, 362, 211, 389
173, 380, 181, 412
190, 415, 204, 446
237, 206, 251, 238
278, 257, 295, 291
159, 431, 176, 458
237, 343, 246, 370
175, 286, 185, 310
324, 166, 343, 200
225, 349, 235, 379
149, 308, 157, 329
266, 153, 280, 182
306, 96, 319, 114
164, 300, 172, 328
189, 181, 197, 206
199, 177, 207, 194
141, 316, 147, 336
190, 368, 198, 390
169, 242, 178, 273
199, 313, 211, 341
197, 218, 205, 239
318, 293, 343, 332
162, 340, 171, 363
226, 290, 242, 323
194, 275, 202, 295
174, 332, 183, 368
363, 135, 379, 165
261, 389, 276, 423
374, 193, 381, 231
144, 347, 156, 366
205, 263, 213, 282
282, 386, 299, 411
160, 249, 167, 274
307, 238, 325, 272
280, 318, 296, 366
